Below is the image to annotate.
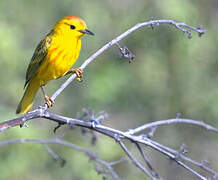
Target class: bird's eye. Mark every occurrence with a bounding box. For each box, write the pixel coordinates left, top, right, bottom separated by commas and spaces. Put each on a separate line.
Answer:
70, 25, 76, 30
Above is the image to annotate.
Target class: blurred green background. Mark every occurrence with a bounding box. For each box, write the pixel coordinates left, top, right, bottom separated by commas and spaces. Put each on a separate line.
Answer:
0, 0, 218, 179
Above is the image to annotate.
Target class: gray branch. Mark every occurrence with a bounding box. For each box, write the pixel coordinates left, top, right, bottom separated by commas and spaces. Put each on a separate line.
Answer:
48, 19, 206, 108
0, 108, 217, 179
128, 118, 218, 135
0, 138, 121, 180
0, 19, 214, 180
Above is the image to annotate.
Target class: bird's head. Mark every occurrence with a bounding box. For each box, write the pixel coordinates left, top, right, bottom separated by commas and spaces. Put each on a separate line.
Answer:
53, 16, 94, 38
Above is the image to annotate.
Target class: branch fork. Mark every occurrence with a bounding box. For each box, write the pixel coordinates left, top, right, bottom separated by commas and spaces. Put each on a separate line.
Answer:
0, 19, 216, 180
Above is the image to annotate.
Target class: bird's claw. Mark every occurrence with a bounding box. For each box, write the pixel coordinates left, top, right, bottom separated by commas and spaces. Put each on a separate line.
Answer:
45, 95, 55, 108
71, 68, 83, 82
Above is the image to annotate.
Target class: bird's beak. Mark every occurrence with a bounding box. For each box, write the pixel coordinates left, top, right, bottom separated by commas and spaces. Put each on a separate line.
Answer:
79, 29, 94, 35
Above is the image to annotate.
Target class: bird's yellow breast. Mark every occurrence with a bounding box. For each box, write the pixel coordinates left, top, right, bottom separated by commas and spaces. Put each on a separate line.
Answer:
35, 35, 81, 86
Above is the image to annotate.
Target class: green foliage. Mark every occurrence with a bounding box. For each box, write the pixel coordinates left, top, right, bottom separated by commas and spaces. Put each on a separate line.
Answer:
0, 0, 218, 179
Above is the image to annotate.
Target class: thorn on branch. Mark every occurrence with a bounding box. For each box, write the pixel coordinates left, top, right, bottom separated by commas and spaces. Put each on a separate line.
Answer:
126, 129, 135, 135
116, 43, 135, 63
53, 122, 65, 134
147, 127, 157, 138
79, 108, 102, 145
139, 127, 157, 139
175, 24, 194, 39
81, 108, 103, 127
197, 25, 206, 37
175, 144, 188, 159
201, 159, 210, 167
176, 112, 182, 119
149, 18, 159, 29
174, 22, 206, 39
79, 109, 107, 146
43, 144, 66, 167
19, 116, 29, 128
108, 158, 128, 166
83, 108, 94, 119
95, 164, 109, 175
20, 122, 29, 128
90, 119, 100, 128
187, 31, 192, 39
114, 134, 121, 143
60, 159, 66, 167
149, 18, 155, 30
96, 111, 108, 122
81, 108, 107, 124
179, 144, 188, 155
91, 133, 98, 145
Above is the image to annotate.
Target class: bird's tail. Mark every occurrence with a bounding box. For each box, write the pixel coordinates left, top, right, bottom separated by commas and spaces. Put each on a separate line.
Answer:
16, 79, 40, 114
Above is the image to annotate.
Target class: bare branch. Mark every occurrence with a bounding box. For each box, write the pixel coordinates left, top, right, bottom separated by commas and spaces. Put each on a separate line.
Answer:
116, 138, 156, 180
49, 19, 206, 108
108, 158, 128, 166
0, 108, 42, 131
0, 109, 217, 179
0, 138, 121, 180
0, 19, 206, 131
128, 118, 218, 135
0, 19, 215, 180
42, 144, 66, 167
135, 143, 161, 179
146, 138, 218, 177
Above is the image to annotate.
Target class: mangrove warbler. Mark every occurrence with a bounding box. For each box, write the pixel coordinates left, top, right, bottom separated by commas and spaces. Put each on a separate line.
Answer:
16, 16, 94, 114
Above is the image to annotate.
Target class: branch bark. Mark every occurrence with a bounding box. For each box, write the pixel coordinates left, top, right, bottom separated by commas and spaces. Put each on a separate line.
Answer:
46, 19, 206, 109
1, 109, 217, 179
0, 19, 215, 180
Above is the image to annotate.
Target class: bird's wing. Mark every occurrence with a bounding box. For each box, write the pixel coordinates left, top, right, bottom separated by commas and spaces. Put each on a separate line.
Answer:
24, 32, 52, 88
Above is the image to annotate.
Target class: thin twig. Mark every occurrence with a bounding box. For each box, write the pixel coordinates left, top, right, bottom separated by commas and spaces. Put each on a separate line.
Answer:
116, 138, 156, 180
0, 110, 217, 179
145, 137, 218, 177
128, 118, 218, 135
0, 138, 120, 180
0, 19, 214, 180
135, 143, 161, 179
0, 20, 207, 131
49, 19, 206, 107
42, 144, 66, 167
108, 158, 128, 166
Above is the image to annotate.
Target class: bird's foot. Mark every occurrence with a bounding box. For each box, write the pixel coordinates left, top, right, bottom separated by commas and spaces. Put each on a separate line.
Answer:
45, 95, 55, 108
71, 68, 83, 82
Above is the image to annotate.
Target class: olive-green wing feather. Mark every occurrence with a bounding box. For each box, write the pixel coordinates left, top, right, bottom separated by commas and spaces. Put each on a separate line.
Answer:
24, 32, 52, 88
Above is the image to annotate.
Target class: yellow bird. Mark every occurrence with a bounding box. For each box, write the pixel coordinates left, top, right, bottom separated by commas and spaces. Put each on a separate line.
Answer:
16, 16, 94, 114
